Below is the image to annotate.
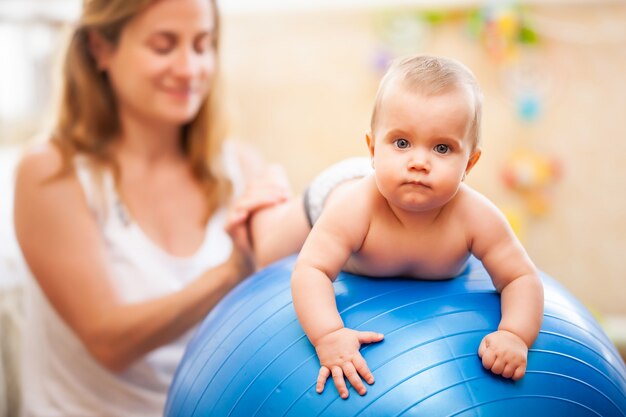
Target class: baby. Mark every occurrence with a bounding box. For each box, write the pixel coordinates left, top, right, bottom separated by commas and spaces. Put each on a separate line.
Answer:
290, 55, 544, 399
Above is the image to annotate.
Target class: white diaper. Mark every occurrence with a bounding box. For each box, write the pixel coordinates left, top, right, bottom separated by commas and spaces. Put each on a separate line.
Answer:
303, 157, 373, 226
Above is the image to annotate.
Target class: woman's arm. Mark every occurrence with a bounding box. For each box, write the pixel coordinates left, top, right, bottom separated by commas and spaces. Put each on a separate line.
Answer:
14, 146, 252, 372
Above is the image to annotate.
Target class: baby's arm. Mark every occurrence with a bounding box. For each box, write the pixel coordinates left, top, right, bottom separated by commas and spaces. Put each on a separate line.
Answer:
466, 190, 544, 380
292, 181, 384, 399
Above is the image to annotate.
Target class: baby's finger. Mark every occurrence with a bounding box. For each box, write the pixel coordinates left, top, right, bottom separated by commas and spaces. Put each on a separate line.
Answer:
357, 331, 384, 345
353, 353, 375, 385
478, 336, 490, 358
479, 343, 496, 370
501, 362, 517, 379
489, 357, 506, 375
512, 363, 527, 381
331, 366, 349, 399
342, 362, 366, 396
316, 366, 330, 394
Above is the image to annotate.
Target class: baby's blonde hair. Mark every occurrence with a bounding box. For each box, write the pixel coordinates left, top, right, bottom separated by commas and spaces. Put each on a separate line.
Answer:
370, 55, 483, 150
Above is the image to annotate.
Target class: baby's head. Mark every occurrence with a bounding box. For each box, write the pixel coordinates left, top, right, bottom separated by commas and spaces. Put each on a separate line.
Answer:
367, 55, 484, 213
370, 55, 483, 152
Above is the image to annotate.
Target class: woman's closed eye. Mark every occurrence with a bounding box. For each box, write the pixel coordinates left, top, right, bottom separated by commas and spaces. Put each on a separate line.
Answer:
149, 34, 176, 54
193, 34, 215, 54
148, 33, 214, 56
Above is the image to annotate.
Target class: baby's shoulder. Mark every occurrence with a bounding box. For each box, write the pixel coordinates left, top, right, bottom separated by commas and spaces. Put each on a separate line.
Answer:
452, 184, 501, 221
456, 183, 495, 208
453, 184, 509, 234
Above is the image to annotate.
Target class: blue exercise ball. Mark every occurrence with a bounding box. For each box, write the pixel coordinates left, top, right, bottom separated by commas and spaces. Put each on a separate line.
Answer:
165, 256, 626, 417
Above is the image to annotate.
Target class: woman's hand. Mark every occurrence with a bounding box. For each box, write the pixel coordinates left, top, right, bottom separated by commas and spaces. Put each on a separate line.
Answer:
313, 327, 384, 399
232, 164, 291, 219
225, 164, 291, 249
225, 164, 292, 277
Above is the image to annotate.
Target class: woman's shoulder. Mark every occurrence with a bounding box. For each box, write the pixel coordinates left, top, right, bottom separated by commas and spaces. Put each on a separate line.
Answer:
15, 142, 65, 183
14, 143, 87, 211
13, 144, 97, 255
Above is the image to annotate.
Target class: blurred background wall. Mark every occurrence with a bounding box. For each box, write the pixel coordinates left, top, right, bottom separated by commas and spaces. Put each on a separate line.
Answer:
218, 2, 626, 318
1, 0, 625, 348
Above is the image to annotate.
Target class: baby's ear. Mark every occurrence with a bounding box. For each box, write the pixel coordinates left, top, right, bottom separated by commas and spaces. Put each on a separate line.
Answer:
365, 133, 375, 168
465, 149, 482, 176
365, 133, 375, 157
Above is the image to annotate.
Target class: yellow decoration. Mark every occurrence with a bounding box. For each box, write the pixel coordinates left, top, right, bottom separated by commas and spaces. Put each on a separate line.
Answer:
501, 149, 561, 216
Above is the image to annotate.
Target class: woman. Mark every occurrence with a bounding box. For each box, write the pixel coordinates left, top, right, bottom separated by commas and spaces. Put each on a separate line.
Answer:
13, 0, 286, 415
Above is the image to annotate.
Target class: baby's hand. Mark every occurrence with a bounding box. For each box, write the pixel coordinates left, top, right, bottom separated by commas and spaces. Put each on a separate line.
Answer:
478, 330, 528, 380
314, 328, 384, 399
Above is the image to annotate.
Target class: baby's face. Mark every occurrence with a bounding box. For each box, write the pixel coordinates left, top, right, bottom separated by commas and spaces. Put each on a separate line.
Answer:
368, 79, 478, 213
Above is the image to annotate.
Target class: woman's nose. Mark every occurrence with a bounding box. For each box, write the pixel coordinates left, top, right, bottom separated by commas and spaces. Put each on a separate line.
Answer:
173, 48, 204, 78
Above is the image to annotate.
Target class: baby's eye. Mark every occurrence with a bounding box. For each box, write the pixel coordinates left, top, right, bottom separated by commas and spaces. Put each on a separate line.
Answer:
434, 144, 450, 154
394, 139, 410, 149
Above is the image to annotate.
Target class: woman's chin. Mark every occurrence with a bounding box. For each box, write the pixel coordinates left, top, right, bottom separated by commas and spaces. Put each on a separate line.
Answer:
159, 106, 202, 125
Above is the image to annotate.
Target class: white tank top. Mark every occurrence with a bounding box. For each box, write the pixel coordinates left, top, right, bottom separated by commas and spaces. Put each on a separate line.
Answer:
20, 143, 245, 417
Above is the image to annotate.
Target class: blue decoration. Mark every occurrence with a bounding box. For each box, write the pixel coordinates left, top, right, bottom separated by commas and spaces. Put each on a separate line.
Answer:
517, 90, 542, 122
166, 256, 626, 417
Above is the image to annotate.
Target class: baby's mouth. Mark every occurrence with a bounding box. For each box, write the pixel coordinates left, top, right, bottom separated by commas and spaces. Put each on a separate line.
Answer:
405, 180, 431, 188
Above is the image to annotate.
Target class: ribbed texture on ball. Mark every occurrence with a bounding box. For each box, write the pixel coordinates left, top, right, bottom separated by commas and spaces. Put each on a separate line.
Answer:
165, 256, 626, 417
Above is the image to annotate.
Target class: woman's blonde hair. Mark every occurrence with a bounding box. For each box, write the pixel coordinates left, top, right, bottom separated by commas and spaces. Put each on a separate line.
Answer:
52, 0, 231, 217
370, 55, 483, 151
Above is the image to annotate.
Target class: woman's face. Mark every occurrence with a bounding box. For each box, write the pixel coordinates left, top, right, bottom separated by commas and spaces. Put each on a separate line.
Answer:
95, 0, 217, 128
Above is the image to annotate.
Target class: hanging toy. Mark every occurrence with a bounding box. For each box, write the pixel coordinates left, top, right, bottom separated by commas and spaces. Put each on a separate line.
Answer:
501, 149, 562, 216
469, 2, 539, 65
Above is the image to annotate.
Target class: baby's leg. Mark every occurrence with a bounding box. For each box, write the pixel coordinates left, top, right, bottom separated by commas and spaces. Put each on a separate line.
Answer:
250, 157, 372, 268
251, 197, 310, 268
302, 157, 372, 226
